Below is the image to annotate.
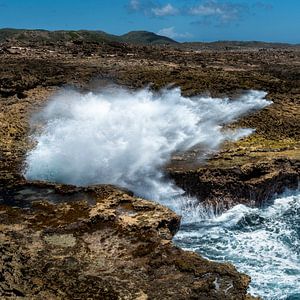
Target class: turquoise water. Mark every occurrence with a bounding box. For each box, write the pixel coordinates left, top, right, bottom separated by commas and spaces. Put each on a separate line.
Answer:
173, 190, 300, 300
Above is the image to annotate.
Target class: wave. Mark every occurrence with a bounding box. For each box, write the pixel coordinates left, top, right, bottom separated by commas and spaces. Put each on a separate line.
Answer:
24, 86, 270, 202
174, 189, 300, 300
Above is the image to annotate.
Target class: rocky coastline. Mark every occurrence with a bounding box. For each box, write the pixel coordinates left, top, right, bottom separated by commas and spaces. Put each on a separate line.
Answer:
0, 39, 299, 299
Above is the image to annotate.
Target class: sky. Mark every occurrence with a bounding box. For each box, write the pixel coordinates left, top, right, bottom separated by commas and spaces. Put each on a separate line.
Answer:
0, 0, 299, 43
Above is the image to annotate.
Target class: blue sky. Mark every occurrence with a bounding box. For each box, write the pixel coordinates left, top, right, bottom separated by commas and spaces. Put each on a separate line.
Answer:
0, 0, 299, 43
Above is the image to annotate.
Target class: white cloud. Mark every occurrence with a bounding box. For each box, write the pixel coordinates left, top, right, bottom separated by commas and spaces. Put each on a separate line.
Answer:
157, 27, 192, 40
128, 1, 254, 25
189, 5, 223, 16
188, 1, 246, 23
129, 0, 140, 11
151, 4, 178, 17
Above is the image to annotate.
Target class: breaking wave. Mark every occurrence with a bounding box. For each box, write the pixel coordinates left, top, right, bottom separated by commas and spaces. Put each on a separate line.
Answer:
24, 85, 299, 298
174, 189, 300, 300
24, 86, 270, 202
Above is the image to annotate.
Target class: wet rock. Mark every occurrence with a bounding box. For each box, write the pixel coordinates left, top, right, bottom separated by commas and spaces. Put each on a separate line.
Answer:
170, 158, 299, 208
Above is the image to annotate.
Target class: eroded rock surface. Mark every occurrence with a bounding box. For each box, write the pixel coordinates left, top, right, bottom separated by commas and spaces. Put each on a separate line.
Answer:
170, 157, 299, 209
0, 182, 254, 299
0, 40, 299, 299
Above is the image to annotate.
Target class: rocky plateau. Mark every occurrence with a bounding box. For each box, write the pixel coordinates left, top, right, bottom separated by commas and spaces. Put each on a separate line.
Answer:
0, 35, 299, 299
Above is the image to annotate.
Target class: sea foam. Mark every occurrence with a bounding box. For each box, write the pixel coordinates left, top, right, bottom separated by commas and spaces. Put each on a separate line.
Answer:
24, 86, 270, 202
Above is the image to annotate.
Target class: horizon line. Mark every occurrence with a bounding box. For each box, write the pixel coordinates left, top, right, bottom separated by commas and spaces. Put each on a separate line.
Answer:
0, 27, 299, 45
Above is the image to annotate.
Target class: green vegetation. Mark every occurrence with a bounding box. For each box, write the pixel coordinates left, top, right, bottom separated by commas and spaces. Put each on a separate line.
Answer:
0, 28, 177, 45
121, 30, 177, 45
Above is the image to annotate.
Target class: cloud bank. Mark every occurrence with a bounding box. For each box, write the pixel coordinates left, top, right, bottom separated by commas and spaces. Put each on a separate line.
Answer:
128, 0, 271, 26
151, 3, 178, 16
188, 1, 247, 24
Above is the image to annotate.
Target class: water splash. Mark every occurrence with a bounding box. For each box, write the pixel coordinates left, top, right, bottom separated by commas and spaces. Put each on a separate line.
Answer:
174, 190, 300, 300
24, 86, 270, 202
23, 85, 289, 298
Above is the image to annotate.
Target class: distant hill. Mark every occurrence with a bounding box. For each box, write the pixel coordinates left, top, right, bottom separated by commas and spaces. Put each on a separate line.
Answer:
181, 40, 299, 50
1, 28, 298, 49
0, 28, 178, 45
121, 31, 178, 45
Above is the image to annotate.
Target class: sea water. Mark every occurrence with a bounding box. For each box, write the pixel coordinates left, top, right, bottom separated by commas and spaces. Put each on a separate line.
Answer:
174, 190, 300, 300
